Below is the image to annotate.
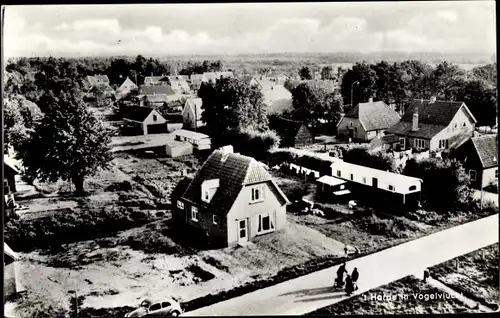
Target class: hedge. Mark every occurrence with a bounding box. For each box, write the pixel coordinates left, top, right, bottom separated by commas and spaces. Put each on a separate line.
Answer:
224, 128, 281, 160
4, 207, 157, 252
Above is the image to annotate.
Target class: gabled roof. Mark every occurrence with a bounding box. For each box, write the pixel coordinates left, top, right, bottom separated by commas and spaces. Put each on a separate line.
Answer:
171, 176, 193, 200
267, 71, 289, 78
471, 135, 498, 168
344, 101, 400, 131
240, 75, 255, 85
180, 150, 288, 216
123, 107, 163, 123
4, 243, 18, 261
381, 134, 401, 144
185, 98, 203, 120
273, 117, 309, 139
144, 76, 169, 84
387, 99, 476, 139
255, 77, 275, 91
139, 85, 176, 96
87, 75, 110, 86
118, 77, 137, 90
203, 72, 217, 81
400, 100, 473, 126
165, 99, 184, 108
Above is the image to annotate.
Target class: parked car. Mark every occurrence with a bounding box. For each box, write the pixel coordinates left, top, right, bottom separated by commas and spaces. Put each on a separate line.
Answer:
124, 298, 183, 317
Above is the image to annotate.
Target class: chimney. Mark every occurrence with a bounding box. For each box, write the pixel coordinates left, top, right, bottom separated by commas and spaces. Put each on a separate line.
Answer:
368, 97, 373, 103
412, 108, 419, 131
430, 96, 437, 103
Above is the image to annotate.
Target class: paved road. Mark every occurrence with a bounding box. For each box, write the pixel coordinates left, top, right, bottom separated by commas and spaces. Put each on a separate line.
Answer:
185, 214, 499, 316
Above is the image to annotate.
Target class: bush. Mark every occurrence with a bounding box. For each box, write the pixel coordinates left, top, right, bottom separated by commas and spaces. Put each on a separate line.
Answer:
403, 158, 474, 212
353, 214, 418, 238
4, 207, 157, 252
226, 128, 281, 160
343, 146, 398, 172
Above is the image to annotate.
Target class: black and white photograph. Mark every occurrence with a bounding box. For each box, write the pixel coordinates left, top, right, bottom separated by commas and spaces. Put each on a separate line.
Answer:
2, 1, 498, 316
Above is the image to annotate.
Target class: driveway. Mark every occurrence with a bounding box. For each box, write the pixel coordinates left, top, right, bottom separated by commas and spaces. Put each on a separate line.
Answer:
184, 214, 499, 316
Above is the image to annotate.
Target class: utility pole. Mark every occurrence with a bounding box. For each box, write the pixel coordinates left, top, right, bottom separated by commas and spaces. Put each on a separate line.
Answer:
351, 80, 359, 108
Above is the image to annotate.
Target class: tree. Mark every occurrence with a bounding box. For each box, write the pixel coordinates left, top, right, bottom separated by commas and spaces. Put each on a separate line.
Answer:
291, 82, 328, 130
91, 84, 108, 107
17, 87, 112, 194
199, 77, 268, 146
456, 79, 497, 127
324, 91, 344, 127
470, 63, 497, 89
299, 66, 313, 80
321, 66, 334, 80
403, 158, 473, 212
284, 79, 301, 94
340, 62, 378, 107
430, 61, 466, 100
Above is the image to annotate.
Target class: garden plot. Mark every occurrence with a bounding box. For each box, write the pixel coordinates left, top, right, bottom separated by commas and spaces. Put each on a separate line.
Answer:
14, 216, 347, 316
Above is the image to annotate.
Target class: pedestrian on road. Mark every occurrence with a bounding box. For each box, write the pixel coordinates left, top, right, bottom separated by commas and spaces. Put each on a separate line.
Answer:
335, 262, 347, 288
345, 274, 354, 296
423, 268, 430, 283
344, 244, 349, 256
351, 268, 359, 290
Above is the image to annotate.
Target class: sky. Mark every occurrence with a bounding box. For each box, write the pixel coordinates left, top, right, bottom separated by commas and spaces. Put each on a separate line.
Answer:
3, 1, 497, 57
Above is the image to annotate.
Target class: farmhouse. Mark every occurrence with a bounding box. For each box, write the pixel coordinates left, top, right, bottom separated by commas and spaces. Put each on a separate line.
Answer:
174, 129, 211, 151
115, 77, 138, 100
171, 146, 289, 246
337, 98, 400, 141
123, 107, 167, 135
453, 134, 498, 190
271, 117, 314, 148
182, 98, 204, 130
138, 85, 178, 107
386, 97, 477, 152
329, 158, 423, 206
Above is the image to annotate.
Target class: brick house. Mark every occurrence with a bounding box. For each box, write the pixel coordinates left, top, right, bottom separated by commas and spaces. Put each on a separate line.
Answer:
386, 97, 477, 152
171, 146, 289, 247
337, 98, 401, 141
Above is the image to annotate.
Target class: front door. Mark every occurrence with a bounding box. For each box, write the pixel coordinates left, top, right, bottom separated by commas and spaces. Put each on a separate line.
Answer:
238, 219, 248, 244
372, 177, 378, 188
348, 129, 354, 140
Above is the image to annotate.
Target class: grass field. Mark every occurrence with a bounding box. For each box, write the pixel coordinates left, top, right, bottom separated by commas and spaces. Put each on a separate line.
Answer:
430, 244, 499, 309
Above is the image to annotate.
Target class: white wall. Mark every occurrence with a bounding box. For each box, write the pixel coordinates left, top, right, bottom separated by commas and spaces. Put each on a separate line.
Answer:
226, 182, 287, 246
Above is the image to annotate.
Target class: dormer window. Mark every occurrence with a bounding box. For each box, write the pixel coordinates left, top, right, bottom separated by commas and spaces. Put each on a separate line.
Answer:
201, 179, 220, 203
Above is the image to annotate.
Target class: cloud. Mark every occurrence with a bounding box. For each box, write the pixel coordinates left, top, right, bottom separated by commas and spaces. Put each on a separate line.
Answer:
436, 10, 458, 23
3, 2, 497, 57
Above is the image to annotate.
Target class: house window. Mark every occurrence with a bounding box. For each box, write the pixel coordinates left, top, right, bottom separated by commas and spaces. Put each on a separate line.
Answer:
362, 176, 367, 184
191, 206, 198, 221
337, 170, 342, 178
251, 186, 265, 203
409, 185, 417, 191
152, 114, 157, 121
415, 139, 425, 148
213, 215, 219, 225
469, 170, 477, 181
350, 173, 354, 181
399, 138, 405, 147
349, 122, 353, 127
388, 185, 395, 191
257, 213, 275, 233
177, 200, 184, 209
495, 169, 498, 179
204, 191, 209, 201
463, 123, 466, 127
340, 184, 345, 190
454, 123, 457, 129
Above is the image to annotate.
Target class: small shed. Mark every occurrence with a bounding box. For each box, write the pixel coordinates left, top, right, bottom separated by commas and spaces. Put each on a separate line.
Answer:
174, 129, 211, 151
166, 141, 193, 158
272, 117, 314, 148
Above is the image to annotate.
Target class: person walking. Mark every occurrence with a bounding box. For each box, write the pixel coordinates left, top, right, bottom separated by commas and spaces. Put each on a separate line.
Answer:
335, 262, 347, 288
345, 274, 354, 296
351, 267, 359, 290
423, 268, 430, 283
